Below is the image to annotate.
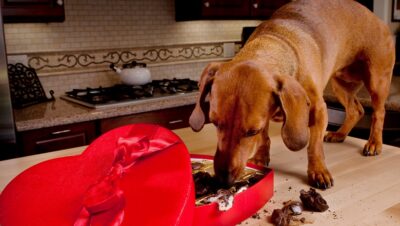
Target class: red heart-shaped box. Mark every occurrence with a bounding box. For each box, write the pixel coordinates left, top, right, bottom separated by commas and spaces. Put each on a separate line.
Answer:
191, 155, 274, 226
0, 124, 194, 226
0, 124, 273, 226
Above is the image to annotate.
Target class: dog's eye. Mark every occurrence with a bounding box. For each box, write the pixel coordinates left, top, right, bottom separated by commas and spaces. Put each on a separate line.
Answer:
245, 129, 260, 137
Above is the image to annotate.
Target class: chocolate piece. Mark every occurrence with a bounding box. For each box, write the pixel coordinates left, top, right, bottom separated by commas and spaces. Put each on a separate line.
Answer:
191, 162, 203, 170
193, 171, 261, 200
271, 209, 290, 226
247, 173, 265, 186
299, 188, 329, 212
192, 160, 265, 211
193, 171, 216, 197
271, 201, 303, 226
200, 188, 234, 211
215, 189, 234, 211
233, 180, 249, 190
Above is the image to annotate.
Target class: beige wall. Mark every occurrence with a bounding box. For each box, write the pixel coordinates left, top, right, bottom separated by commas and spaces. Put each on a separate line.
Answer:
4, 0, 259, 96
3, 0, 261, 96
4, 0, 398, 97
374, 0, 400, 33
4, 0, 260, 54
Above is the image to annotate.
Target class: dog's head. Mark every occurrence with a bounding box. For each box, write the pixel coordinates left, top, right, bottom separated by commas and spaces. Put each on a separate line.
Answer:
189, 61, 310, 186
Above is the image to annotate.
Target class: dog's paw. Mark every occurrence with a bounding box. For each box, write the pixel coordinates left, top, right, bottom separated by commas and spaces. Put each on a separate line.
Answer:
363, 140, 382, 156
308, 167, 334, 190
323, 132, 346, 143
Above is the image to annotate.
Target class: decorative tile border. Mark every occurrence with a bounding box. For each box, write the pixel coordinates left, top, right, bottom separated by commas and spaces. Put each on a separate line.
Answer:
23, 42, 232, 76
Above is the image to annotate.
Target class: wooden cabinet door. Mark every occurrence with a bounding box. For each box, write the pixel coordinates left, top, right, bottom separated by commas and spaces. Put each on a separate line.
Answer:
250, 0, 290, 18
175, 0, 250, 21
1, 0, 65, 23
18, 121, 97, 156
175, 0, 289, 20
100, 104, 210, 134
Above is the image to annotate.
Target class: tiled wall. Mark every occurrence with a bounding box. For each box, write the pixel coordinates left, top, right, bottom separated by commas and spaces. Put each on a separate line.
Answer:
4, 0, 261, 96
4, 0, 260, 53
39, 61, 212, 97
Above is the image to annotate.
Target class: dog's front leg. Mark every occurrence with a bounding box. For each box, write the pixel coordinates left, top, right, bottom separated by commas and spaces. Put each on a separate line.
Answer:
248, 126, 271, 167
307, 100, 334, 189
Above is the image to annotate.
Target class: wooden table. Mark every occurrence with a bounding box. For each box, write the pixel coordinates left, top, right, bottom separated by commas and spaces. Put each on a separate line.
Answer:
1, 122, 399, 225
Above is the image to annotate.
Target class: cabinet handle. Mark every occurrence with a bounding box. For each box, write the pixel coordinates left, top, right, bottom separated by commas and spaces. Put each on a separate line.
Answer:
51, 129, 71, 135
253, 3, 259, 9
204, 1, 210, 7
168, 119, 183, 124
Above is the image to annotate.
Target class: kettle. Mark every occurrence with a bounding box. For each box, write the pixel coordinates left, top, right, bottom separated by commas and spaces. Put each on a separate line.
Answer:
110, 61, 152, 85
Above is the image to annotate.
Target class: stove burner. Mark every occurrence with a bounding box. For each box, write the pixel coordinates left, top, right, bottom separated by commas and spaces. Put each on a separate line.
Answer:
64, 78, 198, 106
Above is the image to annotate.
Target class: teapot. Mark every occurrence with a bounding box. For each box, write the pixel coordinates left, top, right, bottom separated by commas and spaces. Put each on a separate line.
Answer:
110, 61, 151, 85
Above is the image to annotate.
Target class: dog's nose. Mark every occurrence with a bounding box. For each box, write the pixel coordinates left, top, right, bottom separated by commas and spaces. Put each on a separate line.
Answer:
213, 149, 242, 187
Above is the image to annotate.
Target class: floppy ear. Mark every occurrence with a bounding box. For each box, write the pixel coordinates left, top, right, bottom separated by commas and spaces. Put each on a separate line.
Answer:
275, 75, 310, 151
189, 62, 222, 132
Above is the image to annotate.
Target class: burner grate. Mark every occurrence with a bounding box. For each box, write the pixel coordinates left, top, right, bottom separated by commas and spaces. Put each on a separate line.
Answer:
64, 78, 199, 106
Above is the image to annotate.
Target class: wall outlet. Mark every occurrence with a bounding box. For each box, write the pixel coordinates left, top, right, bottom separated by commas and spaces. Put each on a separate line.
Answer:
7, 54, 28, 66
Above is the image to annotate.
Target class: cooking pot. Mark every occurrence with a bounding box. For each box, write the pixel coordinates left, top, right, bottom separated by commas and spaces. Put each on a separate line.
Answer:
110, 61, 151, 85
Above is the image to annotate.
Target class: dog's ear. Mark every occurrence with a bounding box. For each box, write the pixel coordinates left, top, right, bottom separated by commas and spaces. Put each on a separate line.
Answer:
189, 62, 222, 131
275, 75, 310, 151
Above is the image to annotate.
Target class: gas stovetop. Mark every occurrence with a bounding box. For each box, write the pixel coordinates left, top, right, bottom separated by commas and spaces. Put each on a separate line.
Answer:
60, 78, 199, 109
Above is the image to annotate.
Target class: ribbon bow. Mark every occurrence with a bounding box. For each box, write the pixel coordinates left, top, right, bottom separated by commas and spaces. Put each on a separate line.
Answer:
74, 135, 179, 226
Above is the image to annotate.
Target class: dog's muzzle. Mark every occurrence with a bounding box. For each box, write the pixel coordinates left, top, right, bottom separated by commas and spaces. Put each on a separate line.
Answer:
213, 149, 243, 188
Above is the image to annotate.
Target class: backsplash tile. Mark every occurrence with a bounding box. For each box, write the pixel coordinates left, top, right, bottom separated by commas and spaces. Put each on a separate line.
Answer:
4, 0, 260, 97
39, 61, 211, 97
26, 42, 225, 75
4, 0, 260, 54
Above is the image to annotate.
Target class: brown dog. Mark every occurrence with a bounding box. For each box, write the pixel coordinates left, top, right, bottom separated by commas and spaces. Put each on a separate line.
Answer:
189, 0, 394, 189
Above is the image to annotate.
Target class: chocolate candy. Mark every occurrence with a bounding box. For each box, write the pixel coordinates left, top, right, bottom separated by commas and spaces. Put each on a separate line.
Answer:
193, 171, 216, 197
271, 209, 290, 226
192, 160, 265, 211
299, 188, 329, 212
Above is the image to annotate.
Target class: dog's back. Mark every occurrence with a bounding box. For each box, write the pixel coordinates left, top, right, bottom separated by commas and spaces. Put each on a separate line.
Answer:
247, 0, 394, 86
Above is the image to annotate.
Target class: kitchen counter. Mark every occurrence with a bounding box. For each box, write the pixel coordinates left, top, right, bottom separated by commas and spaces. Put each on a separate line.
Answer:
13, 92, 198, 131
14, 77, 400, 133
1, 122, 399, 225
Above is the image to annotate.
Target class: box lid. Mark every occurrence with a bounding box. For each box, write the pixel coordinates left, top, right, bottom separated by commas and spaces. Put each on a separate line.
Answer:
0, 124, 195, 226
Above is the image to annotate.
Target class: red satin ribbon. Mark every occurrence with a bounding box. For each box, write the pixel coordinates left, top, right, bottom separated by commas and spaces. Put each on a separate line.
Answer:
74, 135, 179, 226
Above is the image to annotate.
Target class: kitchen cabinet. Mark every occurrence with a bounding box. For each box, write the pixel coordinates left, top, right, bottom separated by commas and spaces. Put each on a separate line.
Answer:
175, 0, 290, 21
17, 121, 96, 156
100, 104, 209, 133
250, 0, 290, 18
176, 0, 373, 21
14, 104, 209, 157
1, 0, 65, 23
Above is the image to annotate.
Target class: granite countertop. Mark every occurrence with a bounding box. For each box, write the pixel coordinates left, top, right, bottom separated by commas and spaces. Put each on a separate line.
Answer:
14, 77, 400, 132
14, 92, 198, 132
